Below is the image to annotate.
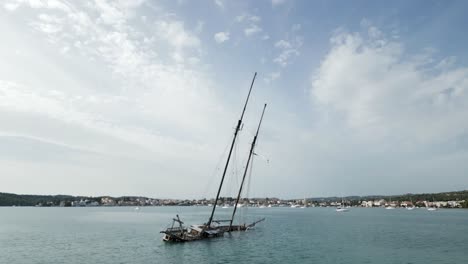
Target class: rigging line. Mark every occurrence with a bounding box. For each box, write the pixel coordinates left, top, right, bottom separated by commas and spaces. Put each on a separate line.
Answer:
240, 156, 255, 224
201, 134, 233, 199
233, 135, 239, 196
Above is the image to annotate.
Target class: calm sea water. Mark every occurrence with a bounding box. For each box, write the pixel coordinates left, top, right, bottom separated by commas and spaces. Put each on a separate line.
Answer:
0, 206, 467, 264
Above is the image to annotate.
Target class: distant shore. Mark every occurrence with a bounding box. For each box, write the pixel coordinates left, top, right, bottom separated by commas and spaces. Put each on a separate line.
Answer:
1, 190, 467, 208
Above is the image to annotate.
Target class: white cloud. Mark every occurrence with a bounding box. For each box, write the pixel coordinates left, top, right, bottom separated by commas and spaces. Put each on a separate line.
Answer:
214, 0, 224, 9
244, 24, 262, 36
235, 13, 264, 38
4, 2, 20, 11
292, 23, 301, 31
273, 37, 302, 67
235, 13, 260, 23
263, 72, 281, 83
195, 20, 204, 34
154, 20, 201, 51
214, 31, 230, 43
272, 0, 286, 6
311, 26, 468, 144
3, 0, 71, 12
274, 40, 291, 49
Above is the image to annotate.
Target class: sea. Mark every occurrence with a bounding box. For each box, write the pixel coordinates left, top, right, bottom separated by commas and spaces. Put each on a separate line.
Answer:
0, 206, 467, 264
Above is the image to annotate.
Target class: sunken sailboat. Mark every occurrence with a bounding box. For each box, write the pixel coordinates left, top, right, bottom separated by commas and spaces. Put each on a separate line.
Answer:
161, 73, 266, 242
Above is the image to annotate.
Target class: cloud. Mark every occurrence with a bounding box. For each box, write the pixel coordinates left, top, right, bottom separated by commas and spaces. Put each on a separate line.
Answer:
292, 23, 301, 31
154, 20, 201, 51
3, 0, 71, 12
4, 2, 20, 11
274, 40, 291, 49
244, 24, 262, 36
235, 13, 260, 23
271, 0, 286, 6
273, 37, 302, 67
0, 1, 226, 166
235, 13, 263, 37
214, 31, 230, 43
263, 72, 281, 83
214, 0, 224, 9
311, 25, 468, 145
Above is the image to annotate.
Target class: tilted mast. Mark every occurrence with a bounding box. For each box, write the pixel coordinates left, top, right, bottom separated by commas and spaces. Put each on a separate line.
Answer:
206, 72, 257, 227
229, 103, 267, 231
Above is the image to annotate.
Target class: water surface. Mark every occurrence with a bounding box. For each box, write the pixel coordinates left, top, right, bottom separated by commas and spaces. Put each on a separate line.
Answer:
1, 207, 467, 264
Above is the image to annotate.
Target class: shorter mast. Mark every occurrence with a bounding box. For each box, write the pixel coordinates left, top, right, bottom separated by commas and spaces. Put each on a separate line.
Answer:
229, 103, 267, 231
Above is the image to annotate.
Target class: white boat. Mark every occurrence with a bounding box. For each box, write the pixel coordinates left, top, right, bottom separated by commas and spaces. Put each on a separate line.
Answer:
385, 206, 396, 210
221, 205, 229, 209
336, 198, 350, 212
427, 207, 437, 211
134, 206, 140, 210
259, 205, 266, 208
336, 207, 349, 212
290, 204, 299, 208
406, 206, 415, 210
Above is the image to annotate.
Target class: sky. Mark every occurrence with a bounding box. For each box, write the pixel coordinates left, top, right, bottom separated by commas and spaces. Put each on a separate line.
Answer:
1, 0, 468, 199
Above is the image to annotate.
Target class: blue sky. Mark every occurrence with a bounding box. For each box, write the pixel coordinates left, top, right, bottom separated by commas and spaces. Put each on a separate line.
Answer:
1, 0, 467, 198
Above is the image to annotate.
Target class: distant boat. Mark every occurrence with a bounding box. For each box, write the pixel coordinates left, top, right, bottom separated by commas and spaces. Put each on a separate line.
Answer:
336, 207, 349, 212
336, 198, 349, 212
385, 206, 396, 210
222, 205, 229, 209
290, 204, 299, 208
135, 207, 140, 211
427, 197, 437, 211
259, 205, 266, 208
406, 206, 415, 210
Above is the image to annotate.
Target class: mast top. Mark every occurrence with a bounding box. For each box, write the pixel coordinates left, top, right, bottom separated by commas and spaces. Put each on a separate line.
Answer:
239, 72, 257, 122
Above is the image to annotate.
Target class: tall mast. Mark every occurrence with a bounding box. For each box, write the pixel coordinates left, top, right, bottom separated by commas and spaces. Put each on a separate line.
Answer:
229, 103, 267, 231
207, 72, 257, 227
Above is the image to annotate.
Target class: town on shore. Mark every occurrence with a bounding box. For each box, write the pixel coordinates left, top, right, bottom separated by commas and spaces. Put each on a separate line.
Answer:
1, 190, 467, 208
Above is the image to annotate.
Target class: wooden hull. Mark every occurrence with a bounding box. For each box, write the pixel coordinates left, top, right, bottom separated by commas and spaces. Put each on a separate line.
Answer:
161, 219, 264, 243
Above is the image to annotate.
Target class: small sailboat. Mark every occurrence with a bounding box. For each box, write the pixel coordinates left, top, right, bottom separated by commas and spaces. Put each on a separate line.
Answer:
336, 198, 349, 212
427, 197, 438, 211
406, 199, 415, 210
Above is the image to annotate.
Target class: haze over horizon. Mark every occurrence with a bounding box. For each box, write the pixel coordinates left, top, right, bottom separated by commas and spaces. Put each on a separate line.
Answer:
1, 0, 468, 199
